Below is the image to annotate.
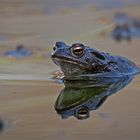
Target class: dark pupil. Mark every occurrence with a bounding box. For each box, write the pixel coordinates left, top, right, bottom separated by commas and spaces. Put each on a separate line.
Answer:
78, 109, 88, 115
73, 47, 83, 55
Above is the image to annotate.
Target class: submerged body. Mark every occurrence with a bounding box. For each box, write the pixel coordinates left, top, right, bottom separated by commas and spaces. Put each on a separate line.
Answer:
51, 42, 139, 79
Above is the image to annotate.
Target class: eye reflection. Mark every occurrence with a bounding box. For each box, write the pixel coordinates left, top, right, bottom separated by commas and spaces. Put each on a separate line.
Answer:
75, 107, 89, 120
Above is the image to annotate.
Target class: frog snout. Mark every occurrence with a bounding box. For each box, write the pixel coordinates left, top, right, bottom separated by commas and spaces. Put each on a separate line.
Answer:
55, 41, 66, 48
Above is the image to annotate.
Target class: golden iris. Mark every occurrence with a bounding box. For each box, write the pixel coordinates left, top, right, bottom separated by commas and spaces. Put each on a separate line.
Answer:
71, 44, 84, 57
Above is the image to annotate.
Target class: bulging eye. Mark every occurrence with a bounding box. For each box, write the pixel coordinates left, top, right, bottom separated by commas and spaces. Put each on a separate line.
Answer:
73, 47, 84, 56
71, 43, 84, 57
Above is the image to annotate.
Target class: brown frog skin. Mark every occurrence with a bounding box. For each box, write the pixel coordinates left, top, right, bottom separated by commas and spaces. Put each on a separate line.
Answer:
51, 42, 139, 78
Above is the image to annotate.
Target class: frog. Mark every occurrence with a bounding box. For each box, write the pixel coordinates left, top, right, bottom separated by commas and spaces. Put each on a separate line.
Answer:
51, 41, 139, 79
111, 13, 140, 41
4, 44, 32, 58
111, 24, 131, 42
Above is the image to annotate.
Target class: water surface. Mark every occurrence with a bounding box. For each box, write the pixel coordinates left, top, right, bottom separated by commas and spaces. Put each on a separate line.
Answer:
0, 0, 140, 140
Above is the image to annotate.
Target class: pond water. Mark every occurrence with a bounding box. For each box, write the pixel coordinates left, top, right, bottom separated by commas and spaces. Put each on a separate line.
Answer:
0, 74, 140, 139
0, 0, 140, 140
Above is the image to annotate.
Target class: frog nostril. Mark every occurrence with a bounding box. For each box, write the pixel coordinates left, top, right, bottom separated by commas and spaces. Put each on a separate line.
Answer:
53, 46, 56, 51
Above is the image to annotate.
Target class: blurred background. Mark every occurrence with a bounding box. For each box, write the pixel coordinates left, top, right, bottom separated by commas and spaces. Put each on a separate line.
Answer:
0, 0, 140, 78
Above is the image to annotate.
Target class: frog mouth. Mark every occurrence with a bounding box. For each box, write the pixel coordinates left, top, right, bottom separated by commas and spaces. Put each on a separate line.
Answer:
51, 55, 89, 69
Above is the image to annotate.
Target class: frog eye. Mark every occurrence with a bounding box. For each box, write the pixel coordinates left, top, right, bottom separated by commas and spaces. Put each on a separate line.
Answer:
71, 43, 84, 57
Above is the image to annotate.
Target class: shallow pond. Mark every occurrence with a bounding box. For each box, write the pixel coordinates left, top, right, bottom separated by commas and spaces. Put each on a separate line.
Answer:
0, 0, 140, 140
0, 74, 140, 140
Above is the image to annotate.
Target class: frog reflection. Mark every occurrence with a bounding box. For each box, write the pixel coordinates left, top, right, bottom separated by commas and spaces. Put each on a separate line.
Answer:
54, 76, 133, 120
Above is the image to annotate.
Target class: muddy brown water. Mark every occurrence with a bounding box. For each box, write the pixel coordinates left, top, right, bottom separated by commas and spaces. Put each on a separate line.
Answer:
0, 75, 140, 140
0, 1, 140, 140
